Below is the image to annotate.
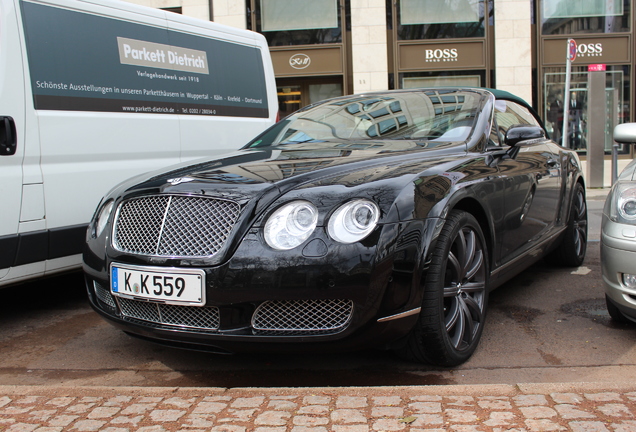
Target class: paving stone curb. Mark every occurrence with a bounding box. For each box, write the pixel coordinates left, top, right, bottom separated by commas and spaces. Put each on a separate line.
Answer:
1, 382, 635, 431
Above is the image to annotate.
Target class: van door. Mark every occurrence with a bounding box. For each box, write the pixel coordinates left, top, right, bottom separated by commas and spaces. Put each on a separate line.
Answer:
20, 0, 181, 244
0, 0, 26, 280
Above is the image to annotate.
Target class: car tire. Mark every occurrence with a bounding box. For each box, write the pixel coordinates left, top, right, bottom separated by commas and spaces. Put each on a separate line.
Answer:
396, 210, 489, 367
549, 182, 587, 267
606, 294, 631, 324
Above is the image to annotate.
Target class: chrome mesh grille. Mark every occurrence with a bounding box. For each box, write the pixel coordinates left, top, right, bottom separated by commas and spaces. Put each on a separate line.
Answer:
94, 281, 117, 308
252, 299, 354, 335
117, 297, 220, 331
113, 195, 240, 258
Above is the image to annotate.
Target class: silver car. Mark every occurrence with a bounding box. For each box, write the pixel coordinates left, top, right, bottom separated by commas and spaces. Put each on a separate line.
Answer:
602, 123, 636, 323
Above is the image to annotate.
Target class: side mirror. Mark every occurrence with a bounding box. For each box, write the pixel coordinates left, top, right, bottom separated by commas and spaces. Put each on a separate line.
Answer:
504, 124, 545, 147
613, 123, 636, 144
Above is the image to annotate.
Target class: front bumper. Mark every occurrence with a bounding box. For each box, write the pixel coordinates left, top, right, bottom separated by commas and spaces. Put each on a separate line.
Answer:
83, 220, 436, 353
600, 218, 636, 322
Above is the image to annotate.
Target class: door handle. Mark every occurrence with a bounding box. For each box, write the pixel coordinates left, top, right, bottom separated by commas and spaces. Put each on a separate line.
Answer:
0, 116, 16, 156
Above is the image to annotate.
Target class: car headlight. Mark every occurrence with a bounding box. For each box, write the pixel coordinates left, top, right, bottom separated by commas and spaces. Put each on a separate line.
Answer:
94, 200, 115, 238
328, 199, 380, 244
264, 201, 318, 250
608, 182, 636, 225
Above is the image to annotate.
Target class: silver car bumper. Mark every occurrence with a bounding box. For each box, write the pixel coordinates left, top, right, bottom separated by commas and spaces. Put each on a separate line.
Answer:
601, 218, 636, 319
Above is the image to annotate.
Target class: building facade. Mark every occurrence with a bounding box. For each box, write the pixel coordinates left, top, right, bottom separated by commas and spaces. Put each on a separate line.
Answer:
124, 0, 634, 159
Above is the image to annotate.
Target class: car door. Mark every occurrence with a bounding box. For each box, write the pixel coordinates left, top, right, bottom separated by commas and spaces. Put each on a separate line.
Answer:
494, 100, 561, 265
0, 0, 26, 280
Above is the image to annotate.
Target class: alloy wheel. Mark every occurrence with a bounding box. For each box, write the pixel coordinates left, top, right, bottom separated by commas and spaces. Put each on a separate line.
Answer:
442, 225, 487, 351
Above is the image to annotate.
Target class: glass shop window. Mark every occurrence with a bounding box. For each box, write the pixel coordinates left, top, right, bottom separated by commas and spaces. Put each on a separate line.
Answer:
399, 70, 486, 89
540, 0, 630, 35
262, 0, 337, 31
543, 65, 630, 154
254, 0, 344, 46
396, 0, 490, 40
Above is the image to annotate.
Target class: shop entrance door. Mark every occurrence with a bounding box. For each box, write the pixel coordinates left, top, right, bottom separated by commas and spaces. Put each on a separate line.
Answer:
277, 77, 343, 117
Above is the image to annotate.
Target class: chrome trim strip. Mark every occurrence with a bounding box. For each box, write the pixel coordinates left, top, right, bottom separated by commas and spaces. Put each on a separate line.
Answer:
377, 307, 421, 323
155, 195, 172, 256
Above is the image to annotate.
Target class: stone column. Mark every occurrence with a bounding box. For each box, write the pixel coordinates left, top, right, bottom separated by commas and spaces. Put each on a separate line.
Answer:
351, 0, 388, 93
494, 0, 532, 104
212, 0, 247, 28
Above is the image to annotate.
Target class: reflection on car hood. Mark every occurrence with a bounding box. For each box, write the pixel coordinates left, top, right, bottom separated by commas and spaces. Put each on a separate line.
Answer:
154, 140, 460, 185
109, 140, 466, 220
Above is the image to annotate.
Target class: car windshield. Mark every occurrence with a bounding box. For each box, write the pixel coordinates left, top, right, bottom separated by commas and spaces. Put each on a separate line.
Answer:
247, 90, 483, 148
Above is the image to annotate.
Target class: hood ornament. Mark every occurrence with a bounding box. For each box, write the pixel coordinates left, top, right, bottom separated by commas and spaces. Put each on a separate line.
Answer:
167, 177, 194, 186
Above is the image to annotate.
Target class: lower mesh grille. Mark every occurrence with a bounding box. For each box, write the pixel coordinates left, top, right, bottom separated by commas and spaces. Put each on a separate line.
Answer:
252, 299, 354, 335
117, 297, 220, 331
94, 280, 352, 337
94, 282, 116, 309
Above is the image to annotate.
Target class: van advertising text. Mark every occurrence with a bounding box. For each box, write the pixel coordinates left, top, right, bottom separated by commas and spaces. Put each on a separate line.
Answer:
21, 1, 269, 118
117, 37, 209, 75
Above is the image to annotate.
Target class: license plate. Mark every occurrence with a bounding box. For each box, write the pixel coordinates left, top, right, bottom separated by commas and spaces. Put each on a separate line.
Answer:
110, 264, 205, 306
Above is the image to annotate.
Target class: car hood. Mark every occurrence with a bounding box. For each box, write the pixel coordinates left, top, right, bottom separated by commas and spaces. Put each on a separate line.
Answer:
117, 140, 465, 204
104, 140, 470, 266
618, 158, 636, 182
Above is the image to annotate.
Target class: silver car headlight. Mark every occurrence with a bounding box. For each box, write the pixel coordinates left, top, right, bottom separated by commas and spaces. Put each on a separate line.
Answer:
328, 199, 380, 244
94, 199, 115, 238
609, 182, 636, 225
264, 201, 318, 250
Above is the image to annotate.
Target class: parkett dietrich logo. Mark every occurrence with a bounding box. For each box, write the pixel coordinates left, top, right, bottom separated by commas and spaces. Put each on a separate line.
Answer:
290, 53, 311, 69
425, 48, 459, 63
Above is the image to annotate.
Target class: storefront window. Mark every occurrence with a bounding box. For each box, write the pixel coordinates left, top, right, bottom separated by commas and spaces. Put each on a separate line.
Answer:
277, 79, 343, 117
309, 83, 342, 104
543, 0, 623, 18
543, 65, 630, 154
400, 0, 480, 25
261, 0, 338, 31
541, 0, 630, 35
401, 71, 486, 88
278, 85, 302, 117
396, 0, 490, 40
252, 0, 346, 46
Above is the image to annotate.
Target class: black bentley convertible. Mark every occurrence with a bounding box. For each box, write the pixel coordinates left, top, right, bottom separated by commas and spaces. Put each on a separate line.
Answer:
83, 88, 587, 366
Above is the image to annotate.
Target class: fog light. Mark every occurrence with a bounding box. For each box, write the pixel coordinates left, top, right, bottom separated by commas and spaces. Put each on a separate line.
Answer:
622, 273, 636, 289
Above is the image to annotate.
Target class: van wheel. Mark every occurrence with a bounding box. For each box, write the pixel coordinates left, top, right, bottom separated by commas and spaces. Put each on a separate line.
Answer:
396, 210, 488, 367
549, 182, 587, 267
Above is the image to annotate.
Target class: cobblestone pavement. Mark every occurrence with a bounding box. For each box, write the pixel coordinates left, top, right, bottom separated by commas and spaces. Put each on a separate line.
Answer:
1, 383, 636, 431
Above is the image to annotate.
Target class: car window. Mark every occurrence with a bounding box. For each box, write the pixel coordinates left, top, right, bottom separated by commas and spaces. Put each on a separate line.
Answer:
492, 100, 541, 144
494, 100, 540, 131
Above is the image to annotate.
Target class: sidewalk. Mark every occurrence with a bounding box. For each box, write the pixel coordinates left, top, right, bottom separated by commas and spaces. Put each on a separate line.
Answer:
1, 382, 636, 431
586, 187, 610, 200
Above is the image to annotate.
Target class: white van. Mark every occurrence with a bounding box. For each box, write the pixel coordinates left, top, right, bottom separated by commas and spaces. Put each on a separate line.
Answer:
0, 0, 277, 287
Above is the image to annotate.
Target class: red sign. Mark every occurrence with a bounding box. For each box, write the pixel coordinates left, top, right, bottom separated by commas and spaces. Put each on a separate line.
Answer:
588, 64, 607, 72
568, 39, 577, 61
